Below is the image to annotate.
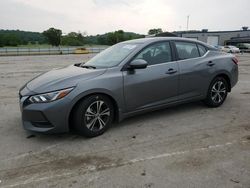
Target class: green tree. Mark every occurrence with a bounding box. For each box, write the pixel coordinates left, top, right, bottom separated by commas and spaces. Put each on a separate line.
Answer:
43, 28, 62, 46
0, 35, 3, 47
0, 30, 47, 45
61, 32, 85, 46
106, 32, 117, 45
97, 35, 107, 45
86, 31, 144, 45
148, 28, 163, 35
114, 30, 125, 43
106, 30, 126, 45
2, 34, 21, 46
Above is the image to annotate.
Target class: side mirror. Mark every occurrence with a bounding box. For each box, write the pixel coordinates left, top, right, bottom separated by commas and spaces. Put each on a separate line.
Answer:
128, 59, 148, 70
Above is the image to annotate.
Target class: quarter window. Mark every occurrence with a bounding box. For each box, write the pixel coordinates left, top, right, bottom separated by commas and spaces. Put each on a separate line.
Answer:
134, 42, 172, 65
175, 42, 200, 60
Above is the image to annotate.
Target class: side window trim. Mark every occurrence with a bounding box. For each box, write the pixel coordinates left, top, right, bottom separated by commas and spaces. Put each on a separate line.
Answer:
197, 44, 208, 57
170, 40, 178, 61
196, 43, 201, 57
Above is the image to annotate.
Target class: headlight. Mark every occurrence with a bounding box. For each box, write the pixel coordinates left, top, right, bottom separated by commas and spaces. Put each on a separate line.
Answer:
29, 87, 74, 103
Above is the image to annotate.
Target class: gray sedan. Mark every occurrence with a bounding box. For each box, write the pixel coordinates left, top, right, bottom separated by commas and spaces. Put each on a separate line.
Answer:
19, 37, 238, 137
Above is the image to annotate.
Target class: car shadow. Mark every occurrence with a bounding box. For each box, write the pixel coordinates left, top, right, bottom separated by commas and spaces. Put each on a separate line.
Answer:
112, 101, 205, 129
25, 101, 206, 141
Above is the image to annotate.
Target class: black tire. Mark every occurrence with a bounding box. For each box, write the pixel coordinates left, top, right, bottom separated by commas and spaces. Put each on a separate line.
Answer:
72, 94, 114, 137
204, 77, 228, 107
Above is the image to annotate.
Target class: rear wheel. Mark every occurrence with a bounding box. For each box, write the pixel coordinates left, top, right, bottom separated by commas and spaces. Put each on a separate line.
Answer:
204, 77, 228, 107
73, 95, 114, 137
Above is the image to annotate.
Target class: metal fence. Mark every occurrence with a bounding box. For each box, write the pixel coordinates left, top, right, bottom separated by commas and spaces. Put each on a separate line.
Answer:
0, 46, 107, 56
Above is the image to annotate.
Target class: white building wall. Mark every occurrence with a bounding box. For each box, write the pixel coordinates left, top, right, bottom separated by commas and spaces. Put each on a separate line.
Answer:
181, 30, 250, 46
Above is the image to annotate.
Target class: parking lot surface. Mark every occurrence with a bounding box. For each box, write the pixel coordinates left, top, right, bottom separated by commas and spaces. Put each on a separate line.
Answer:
0, 54, 249, 188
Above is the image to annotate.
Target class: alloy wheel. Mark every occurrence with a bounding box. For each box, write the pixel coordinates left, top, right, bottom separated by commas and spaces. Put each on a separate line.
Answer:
84, 100, 110, 131
211, 81, 227, 103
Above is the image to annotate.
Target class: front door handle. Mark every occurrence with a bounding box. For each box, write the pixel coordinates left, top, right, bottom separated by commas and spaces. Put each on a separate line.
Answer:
207, 61, 215, 67
166, 68, 177, 74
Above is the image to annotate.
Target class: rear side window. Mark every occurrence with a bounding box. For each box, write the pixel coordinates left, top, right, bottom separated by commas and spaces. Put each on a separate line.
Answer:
175, 42, 199, 60
134, 42, 172, 65
198, 44, 207, 56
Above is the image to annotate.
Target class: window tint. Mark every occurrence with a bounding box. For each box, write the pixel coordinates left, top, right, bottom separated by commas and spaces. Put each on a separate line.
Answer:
175, 42, 199, 60
135, 42, 172, 65
198, 44, 207, 56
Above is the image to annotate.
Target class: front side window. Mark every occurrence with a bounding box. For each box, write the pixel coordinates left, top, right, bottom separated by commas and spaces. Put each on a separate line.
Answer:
175, 42, 200, 60
134, 42, 172, 65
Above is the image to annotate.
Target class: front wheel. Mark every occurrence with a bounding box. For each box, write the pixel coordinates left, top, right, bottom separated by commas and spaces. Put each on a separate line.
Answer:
73, 95, 114, 137
204, 77, 228, 107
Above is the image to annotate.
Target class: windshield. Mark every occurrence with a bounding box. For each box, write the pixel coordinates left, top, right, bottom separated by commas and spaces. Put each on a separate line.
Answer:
84, 43, 140, 68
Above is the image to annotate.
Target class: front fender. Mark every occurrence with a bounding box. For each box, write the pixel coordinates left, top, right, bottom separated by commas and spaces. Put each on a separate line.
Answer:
65, 88, 124, 126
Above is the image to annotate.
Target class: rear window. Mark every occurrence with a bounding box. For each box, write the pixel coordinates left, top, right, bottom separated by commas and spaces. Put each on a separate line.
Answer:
175, 42, 200, 60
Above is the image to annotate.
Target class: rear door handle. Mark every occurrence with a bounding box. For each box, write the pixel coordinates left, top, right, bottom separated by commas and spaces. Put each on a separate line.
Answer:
207, 61, 215, 67
166, 68, 177, 74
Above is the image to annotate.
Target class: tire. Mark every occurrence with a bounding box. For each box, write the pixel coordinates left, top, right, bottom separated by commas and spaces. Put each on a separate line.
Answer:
72, 94, 114, 137
204, 77, 228, 107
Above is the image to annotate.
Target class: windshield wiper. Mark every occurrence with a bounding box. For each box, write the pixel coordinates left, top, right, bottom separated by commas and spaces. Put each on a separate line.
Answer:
80, 64, 96, 69
74, 62, 96, 69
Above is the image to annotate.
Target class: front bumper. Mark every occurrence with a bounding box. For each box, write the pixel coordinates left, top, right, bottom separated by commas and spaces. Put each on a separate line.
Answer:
19, 91, 71, 133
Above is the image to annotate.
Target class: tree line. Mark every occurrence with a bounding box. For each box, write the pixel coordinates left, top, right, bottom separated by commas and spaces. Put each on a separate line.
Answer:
0, 30, 46, 47
0, 27, 164, 47
42, 28, 145, 46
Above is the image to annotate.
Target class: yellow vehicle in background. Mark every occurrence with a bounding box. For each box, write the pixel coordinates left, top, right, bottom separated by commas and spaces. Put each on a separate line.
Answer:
74, 47, 90, 54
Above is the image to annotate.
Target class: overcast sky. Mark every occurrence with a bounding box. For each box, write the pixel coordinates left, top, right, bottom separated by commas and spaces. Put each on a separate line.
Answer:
1, 0, 250, 35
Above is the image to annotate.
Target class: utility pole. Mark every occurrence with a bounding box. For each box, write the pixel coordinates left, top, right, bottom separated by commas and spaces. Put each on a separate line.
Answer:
187, 15, 190, 31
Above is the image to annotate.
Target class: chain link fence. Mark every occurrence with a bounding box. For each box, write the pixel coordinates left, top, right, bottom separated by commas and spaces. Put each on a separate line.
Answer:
0, 46, 107, 56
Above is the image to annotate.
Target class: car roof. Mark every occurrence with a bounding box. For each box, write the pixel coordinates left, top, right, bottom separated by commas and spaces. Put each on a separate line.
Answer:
123, 37, 195, 43
122, 37, 214, 49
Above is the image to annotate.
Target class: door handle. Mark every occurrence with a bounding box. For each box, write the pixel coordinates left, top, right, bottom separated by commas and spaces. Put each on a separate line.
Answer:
207, 61, 215, 67
166, 68, 177, 74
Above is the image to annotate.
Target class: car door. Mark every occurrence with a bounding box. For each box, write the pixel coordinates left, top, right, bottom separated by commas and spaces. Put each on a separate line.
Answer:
123, 41, 179, 112
174, 41, 211, 99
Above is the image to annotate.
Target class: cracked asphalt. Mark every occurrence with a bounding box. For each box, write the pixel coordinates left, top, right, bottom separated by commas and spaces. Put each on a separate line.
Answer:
0, 54, 249, 188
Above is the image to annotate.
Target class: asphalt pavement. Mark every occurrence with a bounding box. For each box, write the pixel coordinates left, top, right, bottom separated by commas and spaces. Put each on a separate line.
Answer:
0, 54, 249, 188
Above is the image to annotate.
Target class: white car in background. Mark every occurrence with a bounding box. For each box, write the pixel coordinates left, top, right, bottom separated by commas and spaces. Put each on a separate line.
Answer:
221, 45, 241, 53
214, 45, 224, 51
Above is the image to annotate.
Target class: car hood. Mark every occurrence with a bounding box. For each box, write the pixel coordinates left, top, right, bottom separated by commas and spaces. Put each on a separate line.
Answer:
25, 65, 106, 94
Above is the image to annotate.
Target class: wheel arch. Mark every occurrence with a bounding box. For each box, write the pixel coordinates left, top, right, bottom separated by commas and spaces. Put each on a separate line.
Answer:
67, 90, 120, 131
213, 72, 231, 92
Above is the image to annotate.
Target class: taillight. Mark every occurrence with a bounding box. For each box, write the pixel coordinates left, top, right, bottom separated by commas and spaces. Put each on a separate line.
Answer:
232, 57, 239, 65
